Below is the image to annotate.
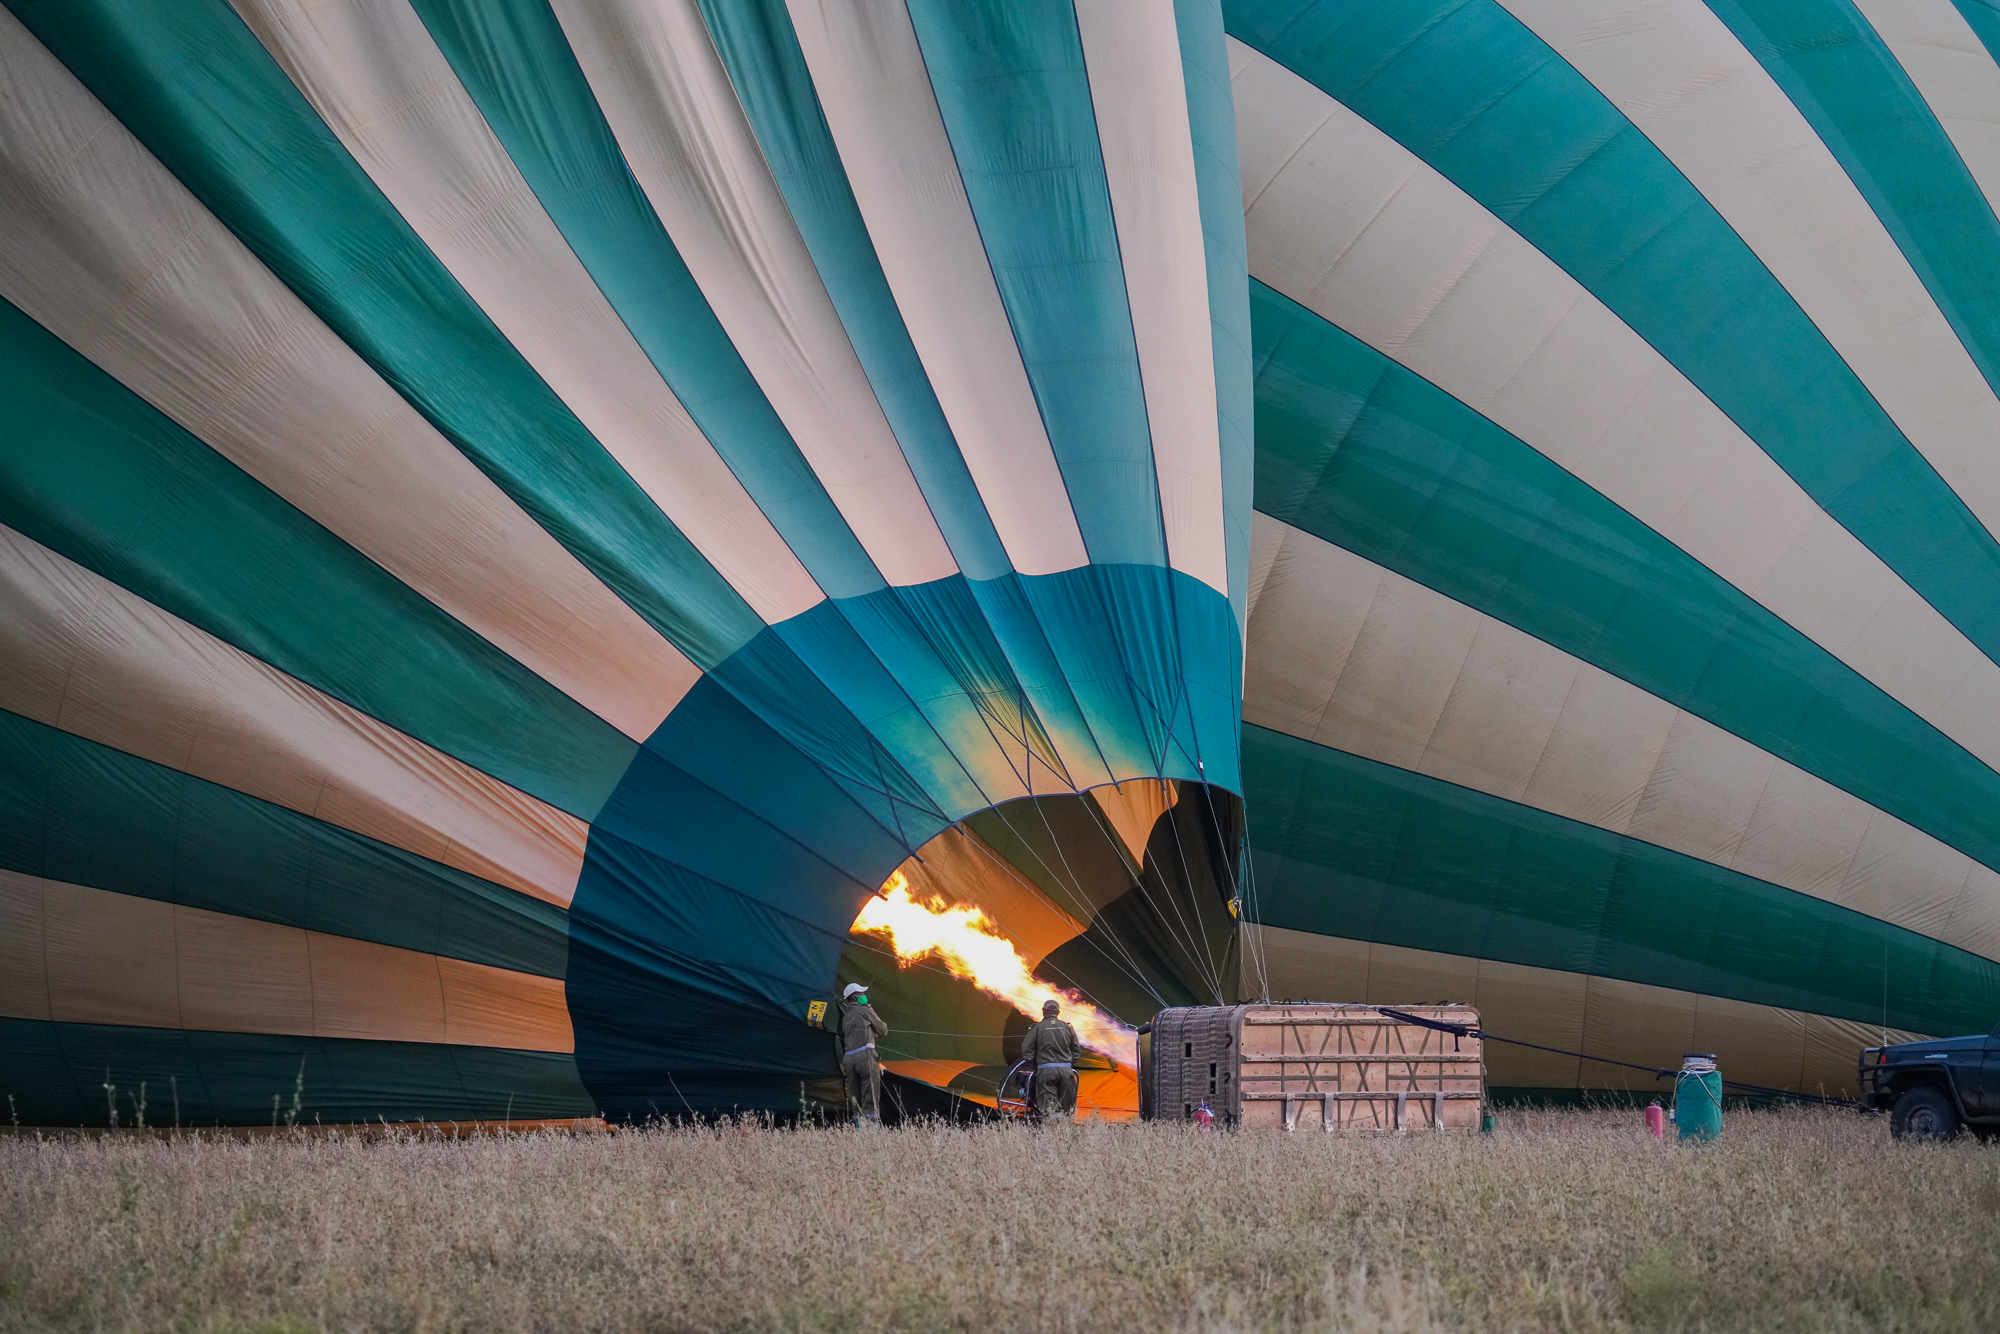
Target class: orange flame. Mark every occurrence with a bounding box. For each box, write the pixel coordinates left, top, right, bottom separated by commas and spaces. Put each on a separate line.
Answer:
854, 872, 1137, 1069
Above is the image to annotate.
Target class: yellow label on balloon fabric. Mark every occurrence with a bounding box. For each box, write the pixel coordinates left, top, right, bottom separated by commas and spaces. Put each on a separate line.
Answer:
806, 1000, 827, 1026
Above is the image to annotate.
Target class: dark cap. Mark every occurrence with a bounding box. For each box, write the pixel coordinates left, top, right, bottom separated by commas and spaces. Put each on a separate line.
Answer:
1042, 999, 1060, 1016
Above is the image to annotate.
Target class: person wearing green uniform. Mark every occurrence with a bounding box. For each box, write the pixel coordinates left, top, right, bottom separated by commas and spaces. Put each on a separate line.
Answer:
1021, 999, 1080, 1121
830, 982, 888, 1125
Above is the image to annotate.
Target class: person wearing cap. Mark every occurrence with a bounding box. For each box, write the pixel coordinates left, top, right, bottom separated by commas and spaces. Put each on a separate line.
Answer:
1019, 999, 1080, 1121
828, 982, 889, 1125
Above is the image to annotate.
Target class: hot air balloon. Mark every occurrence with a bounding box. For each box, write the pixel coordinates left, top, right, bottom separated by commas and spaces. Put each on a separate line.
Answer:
3, 0, 1999, 1127
0, 0, 1249, 1125
1230, 0, 2000, 1096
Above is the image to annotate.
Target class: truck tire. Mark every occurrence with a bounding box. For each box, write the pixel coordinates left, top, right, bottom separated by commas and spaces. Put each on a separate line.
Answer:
1890, 1085, 1961, 1141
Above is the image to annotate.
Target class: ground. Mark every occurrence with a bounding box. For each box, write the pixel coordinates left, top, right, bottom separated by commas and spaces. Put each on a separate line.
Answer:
0, 1108, 1995, 1333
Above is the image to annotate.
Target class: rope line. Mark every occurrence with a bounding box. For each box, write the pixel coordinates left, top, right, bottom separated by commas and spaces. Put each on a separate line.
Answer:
1195, 775, 1268, 1002
979, 799, 1171, 1008
1156, 787, 1230, 1004
1371, 1007, 1861, 1108
1072, 781, 1224, 1000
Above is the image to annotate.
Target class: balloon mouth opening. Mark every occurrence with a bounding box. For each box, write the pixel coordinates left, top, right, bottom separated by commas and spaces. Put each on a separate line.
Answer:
839, 780, 1245, 1118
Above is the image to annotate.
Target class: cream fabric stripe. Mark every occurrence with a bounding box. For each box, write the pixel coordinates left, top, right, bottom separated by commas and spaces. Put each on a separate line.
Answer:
1246, 513, 2000, 963
1231, 39, 2000, 781
1090, 778, 1178, 870
1074, 0, 1227, 594
0, 525, 587, 908
1245, 923, 1925, 1093
544, 0, 956, 587
1854, 1, 2000, 232
782, 0, 1089, 576
0, 871, 573, 1052
1500, 0, 2000, 554
0, 10, 694, 744
223, 0, 823, 623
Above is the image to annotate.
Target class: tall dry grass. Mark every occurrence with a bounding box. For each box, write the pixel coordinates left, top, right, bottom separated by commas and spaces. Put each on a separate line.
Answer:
0, 1108, 1994, 1333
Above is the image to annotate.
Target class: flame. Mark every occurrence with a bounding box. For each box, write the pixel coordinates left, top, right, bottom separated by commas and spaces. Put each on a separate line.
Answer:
854, 872, 1138, 1069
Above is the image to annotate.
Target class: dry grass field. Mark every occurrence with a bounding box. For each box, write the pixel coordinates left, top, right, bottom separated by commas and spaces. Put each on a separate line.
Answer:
0, 1108, 1995, 1334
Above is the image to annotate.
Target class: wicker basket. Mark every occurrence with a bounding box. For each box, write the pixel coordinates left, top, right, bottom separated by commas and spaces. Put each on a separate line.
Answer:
1141, 1003, 1484, 1130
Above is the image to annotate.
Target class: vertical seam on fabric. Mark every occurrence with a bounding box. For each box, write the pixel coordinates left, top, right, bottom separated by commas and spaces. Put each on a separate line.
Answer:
168, 901, 185, 1030
958, 810, 1172, 1007
36, 874, 54, 1025
1071, 0, 1175, 579
703, 0, 981, 579
1409, 602, 1488, 783
412, 0, 831, 618
434, 949, 452, 1046
686, 0, 940, 589
898, 0, 1095, 567
1725, 746, 1787, 877
1515, 651, 1586, 811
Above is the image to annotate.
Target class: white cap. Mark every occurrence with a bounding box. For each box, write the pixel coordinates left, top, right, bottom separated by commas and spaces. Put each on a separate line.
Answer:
842, 983, 867, 999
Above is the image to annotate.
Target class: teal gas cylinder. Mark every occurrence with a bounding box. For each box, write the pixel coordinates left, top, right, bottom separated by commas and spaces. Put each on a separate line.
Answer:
1675, 1054, 1722, 1142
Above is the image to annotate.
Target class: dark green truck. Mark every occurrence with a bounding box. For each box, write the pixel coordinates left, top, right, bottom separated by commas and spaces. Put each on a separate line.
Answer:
1859, 1022, 2000, 1141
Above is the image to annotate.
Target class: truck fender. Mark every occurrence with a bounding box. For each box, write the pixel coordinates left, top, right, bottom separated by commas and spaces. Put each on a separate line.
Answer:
1895, 1059, 1973, 1121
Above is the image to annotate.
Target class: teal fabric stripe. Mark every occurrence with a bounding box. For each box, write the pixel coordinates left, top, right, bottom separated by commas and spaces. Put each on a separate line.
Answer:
654, 569, 1241, 896
904, 569, 1243, 797
0, 296, 632, 822
875, 578, 1089, 795
1709, 0, 2000, 405
1953, 2, 2000, 77
1251, 279, 2000, 881
904, 0, 1168, 570
1019, 566, 1211, 784
6, 0, 764, 666
0, 709, 570, 979
615, 677, 917, 905
831, 581, 1107, 818
404, 0, 880, 601
698, 618, 960, 853
774, 599, 991, 827
962, 575, 1124, 792
693, 0, 1011, 582
1175, 0, 1256, 629
1, 1020, 594, 1127
1243, 724, 2000, 1039
1224, 0, 2000, 671
999, 572, 1191, 790
830, 583, 1100, 816
695, 570, 1242, 860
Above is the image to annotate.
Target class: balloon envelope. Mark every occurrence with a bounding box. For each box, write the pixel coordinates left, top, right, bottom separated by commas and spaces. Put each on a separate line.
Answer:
2, 0, 1998, 1124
